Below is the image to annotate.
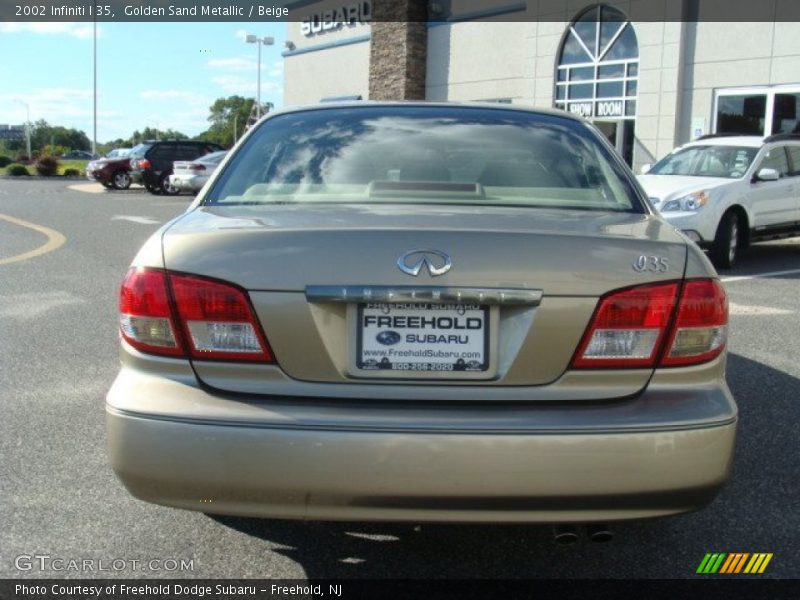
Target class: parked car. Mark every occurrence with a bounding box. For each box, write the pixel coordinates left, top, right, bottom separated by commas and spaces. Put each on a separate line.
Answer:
86, 151, 133, 190
168, 150, 227, 194
129, 140, 224, 195
61, 150, 97, 160
105, 148, 131, 159
108, 103, 735, 525
638, 133, 800, 268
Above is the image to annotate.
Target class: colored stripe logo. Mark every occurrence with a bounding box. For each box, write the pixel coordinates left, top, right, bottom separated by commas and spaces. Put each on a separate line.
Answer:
697, 553, 773, 574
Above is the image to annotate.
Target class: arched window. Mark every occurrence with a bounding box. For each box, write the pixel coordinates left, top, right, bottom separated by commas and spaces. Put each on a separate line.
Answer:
554, 5, 638, 121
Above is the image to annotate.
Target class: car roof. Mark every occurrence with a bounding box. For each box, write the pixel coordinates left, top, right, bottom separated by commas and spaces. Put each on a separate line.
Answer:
682, 136, 764, 148
257, 100, 590, 125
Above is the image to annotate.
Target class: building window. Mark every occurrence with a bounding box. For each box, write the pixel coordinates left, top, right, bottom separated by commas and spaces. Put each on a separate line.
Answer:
772, 93, 800, 135
716, 94, 767, 135
715, 86, 800, 136
554, 5, 639, 121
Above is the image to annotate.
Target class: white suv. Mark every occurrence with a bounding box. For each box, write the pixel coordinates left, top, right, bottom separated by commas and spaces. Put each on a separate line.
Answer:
637, 134, 800, 268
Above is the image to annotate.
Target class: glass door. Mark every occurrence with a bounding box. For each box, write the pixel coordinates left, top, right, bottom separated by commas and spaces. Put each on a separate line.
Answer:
594, 120, 635, 165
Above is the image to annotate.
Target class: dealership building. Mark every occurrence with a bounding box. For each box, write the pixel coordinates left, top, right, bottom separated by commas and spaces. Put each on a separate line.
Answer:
282, 0, 800, 171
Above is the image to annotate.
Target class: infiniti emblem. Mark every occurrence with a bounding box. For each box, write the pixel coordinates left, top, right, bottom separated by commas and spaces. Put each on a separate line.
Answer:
397, 249, 452, 277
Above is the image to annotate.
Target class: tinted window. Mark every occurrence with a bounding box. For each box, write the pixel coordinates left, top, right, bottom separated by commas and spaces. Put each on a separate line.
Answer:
129, 143, 152, 158
205, 106, 642, 213
148, 144, 178, 159
648, 145, 758, 179
772, 93, 800, 135
758, 146, 790, 177
175, 144, 204, 160
717, 95, 766, 135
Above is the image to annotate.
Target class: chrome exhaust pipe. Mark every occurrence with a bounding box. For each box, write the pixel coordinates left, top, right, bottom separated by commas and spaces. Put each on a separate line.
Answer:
586, 523, 613, 543
553, 524, 579, 545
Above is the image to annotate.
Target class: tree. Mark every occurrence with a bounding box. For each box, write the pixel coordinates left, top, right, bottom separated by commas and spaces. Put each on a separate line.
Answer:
199, 96, 272, 147
128, 127, 188, 145
27, 120, 91, 154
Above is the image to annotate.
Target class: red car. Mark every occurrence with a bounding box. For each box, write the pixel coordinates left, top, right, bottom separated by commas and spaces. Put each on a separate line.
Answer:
86, 149, 133, 190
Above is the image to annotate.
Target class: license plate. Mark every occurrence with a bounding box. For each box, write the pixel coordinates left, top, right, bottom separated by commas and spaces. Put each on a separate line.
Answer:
357, 303, 489, 373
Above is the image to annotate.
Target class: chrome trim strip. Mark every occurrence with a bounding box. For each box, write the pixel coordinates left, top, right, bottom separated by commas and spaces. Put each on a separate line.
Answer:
305, 286, 543, 306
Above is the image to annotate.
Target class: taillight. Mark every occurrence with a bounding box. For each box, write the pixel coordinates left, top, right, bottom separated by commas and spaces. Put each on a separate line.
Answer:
118, 268, 273, 362
571, 279, 727, 369
188, 164, 206, 171
119, 268, 183, 356
572, 283, 678, 368
661, 279, 727, 366
138, 159, 151, 170
170, 273, 273, 362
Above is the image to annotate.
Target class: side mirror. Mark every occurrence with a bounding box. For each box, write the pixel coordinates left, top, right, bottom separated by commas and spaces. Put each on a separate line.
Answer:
639, 163, 652, 175
754, 167, 779, 182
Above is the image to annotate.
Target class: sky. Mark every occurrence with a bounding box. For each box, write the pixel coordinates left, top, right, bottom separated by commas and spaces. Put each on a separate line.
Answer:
0, 21, 287, 143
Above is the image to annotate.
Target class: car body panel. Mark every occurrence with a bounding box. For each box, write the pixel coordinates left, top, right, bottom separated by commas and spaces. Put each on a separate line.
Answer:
637, 174, 730, 202
169, 151, 227, 193
106, 361, 735, 522
129, 141, 224, 189
86, 157, 131, 186
638, 137, 800, 245
747, 152, 797, 227
108, 102, 736, 522
161, 205, 688, 296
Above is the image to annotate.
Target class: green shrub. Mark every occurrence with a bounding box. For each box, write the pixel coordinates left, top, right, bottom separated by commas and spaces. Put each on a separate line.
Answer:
35, 155, 59, 176
63, 168, 81, 177
42, 144, 70, 158
0, 156, 12, 168
7, 164, 30, 176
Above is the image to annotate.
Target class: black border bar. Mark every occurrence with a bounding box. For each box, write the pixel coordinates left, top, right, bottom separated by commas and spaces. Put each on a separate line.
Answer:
2, 0, 800, 23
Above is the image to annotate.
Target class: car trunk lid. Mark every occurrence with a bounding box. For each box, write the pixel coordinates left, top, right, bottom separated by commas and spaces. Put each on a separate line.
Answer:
162, 204, 687, 390
163, 204, 686, 296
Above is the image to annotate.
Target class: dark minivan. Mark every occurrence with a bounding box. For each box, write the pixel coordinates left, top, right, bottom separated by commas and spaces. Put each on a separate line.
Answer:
129, 140, 224, 195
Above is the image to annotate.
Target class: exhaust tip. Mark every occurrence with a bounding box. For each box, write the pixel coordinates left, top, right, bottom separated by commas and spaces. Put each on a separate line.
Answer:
553, 524, 579, 545
587, 524, 613, 543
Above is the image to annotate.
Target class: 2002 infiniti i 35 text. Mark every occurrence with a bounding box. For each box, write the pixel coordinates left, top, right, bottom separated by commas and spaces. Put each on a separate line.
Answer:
106, 103, 736, 523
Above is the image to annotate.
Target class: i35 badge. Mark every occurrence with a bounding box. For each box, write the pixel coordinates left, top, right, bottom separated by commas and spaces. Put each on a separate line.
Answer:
397, 249, 452, 277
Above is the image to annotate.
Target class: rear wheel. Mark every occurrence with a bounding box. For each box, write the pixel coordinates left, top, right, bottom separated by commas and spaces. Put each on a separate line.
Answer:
112, 170, 131, 190
144, 181, 161, 195
709, 211, 740, 269
160, 173, 179, 196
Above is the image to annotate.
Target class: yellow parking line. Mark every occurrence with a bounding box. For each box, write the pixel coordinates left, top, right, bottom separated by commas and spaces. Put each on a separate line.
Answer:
0, 213, 67, 266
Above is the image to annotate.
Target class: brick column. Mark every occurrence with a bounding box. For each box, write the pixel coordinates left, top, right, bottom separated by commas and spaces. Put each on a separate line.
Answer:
369, 0, 428, 100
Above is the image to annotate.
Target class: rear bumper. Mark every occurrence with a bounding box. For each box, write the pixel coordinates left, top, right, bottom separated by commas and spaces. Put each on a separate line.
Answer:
130, 170, 158, 186
106, 367, 737, 523
169, 173, 206, 191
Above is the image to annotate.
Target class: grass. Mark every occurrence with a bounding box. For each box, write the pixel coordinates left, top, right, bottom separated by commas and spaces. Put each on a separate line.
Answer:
0, 159, 89, 177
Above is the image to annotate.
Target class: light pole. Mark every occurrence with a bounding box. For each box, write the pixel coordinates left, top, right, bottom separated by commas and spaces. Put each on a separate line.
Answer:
92, 19, 97, 157
13, 99, 31, 158
245, 34, 274, 119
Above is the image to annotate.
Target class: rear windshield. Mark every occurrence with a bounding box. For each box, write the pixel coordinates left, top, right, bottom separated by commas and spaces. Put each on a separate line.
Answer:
129, 143, 153, 158
648, 145, 758, 178
204, 106, 643, 212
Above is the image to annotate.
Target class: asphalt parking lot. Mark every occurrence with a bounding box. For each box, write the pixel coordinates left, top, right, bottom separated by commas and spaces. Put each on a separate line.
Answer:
1, 179, 798, 579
